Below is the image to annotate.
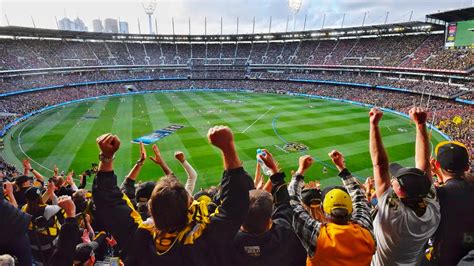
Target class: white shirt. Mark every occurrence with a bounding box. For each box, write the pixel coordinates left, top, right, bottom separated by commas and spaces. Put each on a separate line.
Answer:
372, 186, 440, 266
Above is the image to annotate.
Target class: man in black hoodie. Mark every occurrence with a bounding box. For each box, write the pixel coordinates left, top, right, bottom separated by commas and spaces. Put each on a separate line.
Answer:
0, 175, 32, 266
233, 149, 306, 266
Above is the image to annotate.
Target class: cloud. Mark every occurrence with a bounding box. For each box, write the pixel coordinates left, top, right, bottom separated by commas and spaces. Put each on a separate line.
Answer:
0, 0, 469, 34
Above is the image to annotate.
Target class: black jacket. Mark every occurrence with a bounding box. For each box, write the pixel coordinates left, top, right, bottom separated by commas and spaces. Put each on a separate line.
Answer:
93, 167, 253, 265
0, 183, 31, 245
233, 172, 307, 266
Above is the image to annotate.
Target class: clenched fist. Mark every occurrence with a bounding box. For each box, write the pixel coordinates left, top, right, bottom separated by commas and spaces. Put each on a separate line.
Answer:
369, 108, 383, 126
297, 155, 314, 175
58, 195, 76, 218
174, 151, 186, 163
97, 133, 121, 158
328, 150, 346, 172
207, 126, 234, 151
409, 107, 428, 125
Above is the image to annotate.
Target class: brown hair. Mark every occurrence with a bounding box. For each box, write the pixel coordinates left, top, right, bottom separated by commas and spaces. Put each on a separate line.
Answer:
149, 176, 190, 233
242, 189, 273, 234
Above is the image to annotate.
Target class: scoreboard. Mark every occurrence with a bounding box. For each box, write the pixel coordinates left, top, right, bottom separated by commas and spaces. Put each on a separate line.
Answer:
445, 20, 474, 49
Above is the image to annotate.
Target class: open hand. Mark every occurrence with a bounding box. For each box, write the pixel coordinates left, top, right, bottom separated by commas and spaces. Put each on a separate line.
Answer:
149, 144, 164, 165
138, 142, 147, 163
65, 171, 74, 186
22, 159, 32, 170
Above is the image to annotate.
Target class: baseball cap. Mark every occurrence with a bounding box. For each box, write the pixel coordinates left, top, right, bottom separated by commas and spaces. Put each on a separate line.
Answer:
435, 141, 469, 173
74, 241, 99, 263
15, 175, 32, 186
25, 186, 42, 202
301, 188, 322, 207
135, 181, 156, 204
389, 163, 431, 198
321, 186, 353, 217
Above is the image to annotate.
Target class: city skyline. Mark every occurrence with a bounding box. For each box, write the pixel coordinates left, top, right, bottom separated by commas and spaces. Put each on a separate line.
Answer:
0, 0, 472, 35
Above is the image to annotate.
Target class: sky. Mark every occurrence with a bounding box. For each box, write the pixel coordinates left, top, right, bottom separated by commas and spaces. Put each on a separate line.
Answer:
0, 0, 472, 34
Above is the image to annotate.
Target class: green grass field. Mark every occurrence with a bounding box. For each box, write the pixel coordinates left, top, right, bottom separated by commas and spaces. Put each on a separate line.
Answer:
2, 91, 447, 189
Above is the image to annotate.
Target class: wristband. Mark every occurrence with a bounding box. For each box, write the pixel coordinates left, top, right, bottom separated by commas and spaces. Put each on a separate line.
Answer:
136, 160, 144, 166
99, 153, 115, 163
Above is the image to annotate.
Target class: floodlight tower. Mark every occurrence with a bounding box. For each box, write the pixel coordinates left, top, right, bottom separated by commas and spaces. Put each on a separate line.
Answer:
288, 0, 302, 30
142, 0, 157, 34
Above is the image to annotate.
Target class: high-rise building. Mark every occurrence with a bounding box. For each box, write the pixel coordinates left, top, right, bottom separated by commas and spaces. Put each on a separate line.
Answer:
92, 19, 104, 32
119, 21, 129, 34
73, 17, 88, 31
58, 17, 74, 31
104, 18, 118, 33
58, 17, 87, 31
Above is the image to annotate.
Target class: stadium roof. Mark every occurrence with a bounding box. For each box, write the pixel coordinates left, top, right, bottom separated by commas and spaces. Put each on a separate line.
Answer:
0, 21, 443, 42
426, 7, 474, 23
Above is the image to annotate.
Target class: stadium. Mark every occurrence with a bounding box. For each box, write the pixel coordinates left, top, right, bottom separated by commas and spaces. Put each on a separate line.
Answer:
0, 1, 473, 265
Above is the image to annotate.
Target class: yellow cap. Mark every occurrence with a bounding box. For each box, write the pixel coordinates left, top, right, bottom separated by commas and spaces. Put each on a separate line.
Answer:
322, 188, 353, 216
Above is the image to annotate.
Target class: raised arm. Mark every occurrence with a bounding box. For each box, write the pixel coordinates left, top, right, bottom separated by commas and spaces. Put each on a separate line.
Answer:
288, 155, 322, 257
93, 133, 142, 258
205, 126, 253, 239
254, 161, 263, 188
65, 171, 78, 192
175, 151, 198, 195
120, 142, 147, 200
328, 150, 373, 231
97, 133, 120, 172
3, 182, 18, 208
208, 126, 241, 170
42, 180, 58, 205
409, 107, 432, 180
49, 196, 80, 266
23, 159, 45, 183
126, 142, 146, 181
149, 144, 173, 176
369, 108, 391, 199
258, 149, 291, 220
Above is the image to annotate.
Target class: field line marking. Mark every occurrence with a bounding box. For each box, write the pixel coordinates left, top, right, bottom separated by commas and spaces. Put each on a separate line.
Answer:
17, 109, 87, 181
17, 113, 54, 173
241, 106, 274, 134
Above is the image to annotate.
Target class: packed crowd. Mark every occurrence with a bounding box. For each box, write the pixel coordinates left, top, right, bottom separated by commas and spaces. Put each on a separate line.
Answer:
1, 69, 469, 97
1, 33, 472, 70
0, 105, 473, 265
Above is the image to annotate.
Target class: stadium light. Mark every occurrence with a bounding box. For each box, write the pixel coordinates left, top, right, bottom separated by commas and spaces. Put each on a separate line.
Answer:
288, 0, 303, 13
142, 0, 157, 35
288, 0, 303, 31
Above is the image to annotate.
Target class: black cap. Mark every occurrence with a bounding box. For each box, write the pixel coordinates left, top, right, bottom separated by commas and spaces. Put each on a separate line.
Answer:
135, 181, 156, 203
15, 175, 32, 186
74, 241, 99, 263
435, 141, 469, 173
389, 163, 431, 198
25, 186, 42, 202
301, 188, 322, 207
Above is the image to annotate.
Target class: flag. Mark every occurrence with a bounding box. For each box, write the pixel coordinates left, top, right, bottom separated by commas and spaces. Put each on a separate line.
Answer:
452, 116, 463, 125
